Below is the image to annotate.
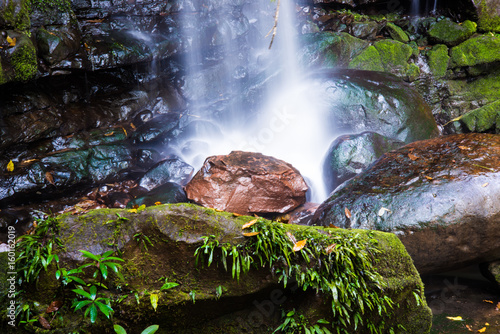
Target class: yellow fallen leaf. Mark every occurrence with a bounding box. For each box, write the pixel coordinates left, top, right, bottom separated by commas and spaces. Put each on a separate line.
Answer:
485, 323, 489, 326
154, 201, 161, 205
293, 239, 307, 252
6, 36, 16, 47
424, 175, 433, 180
104, 131, 114, 136
446, 316, 463, 321
483, 300, 494, 304
344, 207, 351, 219
232, 212, 242, 217
150, 293, 158, 312
130, 122, 136, 129
122, 127, 127, 136
242, 218, 258, 229
128, 208, 138, 213
242, 231, 260, 237
482, 183, 489, 187
478, 327, 486, 333
7, 160, 14, 172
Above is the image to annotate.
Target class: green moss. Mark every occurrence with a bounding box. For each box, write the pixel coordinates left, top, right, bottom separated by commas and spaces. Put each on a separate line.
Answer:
406, 63, 421, 81
428, 19, 476, 46
386, 22, 409, 43
477, 0, 500, 32
373, 39, 413, 75
11, 37, 37, 81
449, 34, 500, 68
348, 45, 385, 72
427, 44, 450, 78
28, 0, 71, 12
447, 69, 500, 103
0, 62, 6, 85
458, 99, 500, 132
1, 0, 31, 31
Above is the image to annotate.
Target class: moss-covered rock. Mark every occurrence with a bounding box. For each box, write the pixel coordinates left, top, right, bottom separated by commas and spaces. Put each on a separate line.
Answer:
458, 99, 500, 132
449, 34, 500, 68
386, 22, 409, 43
427, 44, 450, 78
427, 19, 477, 46
348, 45, 384, 71
10, 33, 37, 81
299, 31, 368, 68
406, 62, 420, 81
10, 204, 432, 333
476, 0, 500, 33
0, 0, 31, 31
373, 39, 413, 76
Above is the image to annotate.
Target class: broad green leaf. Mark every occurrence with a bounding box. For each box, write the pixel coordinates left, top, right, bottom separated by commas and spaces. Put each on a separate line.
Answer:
161, 281, 179, 291
141, 325, 160, 334
88, 304, 98, 323
89, 285, 97, 300
72, 288, 91, 299
79, 250, 100, 261
73, 300, 92, 311
113, 324, 127, 334
95, 301, 113, 318
100, 264, 108, 280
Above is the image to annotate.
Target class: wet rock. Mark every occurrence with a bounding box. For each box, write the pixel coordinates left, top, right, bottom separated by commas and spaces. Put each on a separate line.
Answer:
127, 182, 187, 208
138, 156, 194, 191
130, 113, 182, 145
287, 202, 320, 225
427, 19, 476, 46
449, 35, 500, 69
350, 21, 380, 40
0, 208, 32, 242
185, 151, 308, 215
385, 22, 409, 43
312, 133, 500, 274
36, 25, 81, 66
103, 192, 133, 208
323, 132, 405, 194
9, 203, 430, 333
314, 69, 440, 143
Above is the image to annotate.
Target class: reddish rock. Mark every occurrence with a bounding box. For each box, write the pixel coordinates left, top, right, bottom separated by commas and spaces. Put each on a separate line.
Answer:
185, 151, 308, 215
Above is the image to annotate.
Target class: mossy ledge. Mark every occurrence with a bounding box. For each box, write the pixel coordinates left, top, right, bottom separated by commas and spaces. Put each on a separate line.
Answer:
7, 203, 431, 333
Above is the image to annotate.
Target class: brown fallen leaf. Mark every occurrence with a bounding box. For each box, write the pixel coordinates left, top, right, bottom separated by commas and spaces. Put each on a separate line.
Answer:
242, 231, 260, 237
130, 122, 136, 130
46, 300, 63, 313
483, 299, 494, 304
329, 224, 339, 228
39, 316, 51, 329
242, 218, 258, 229
466, 324, 473, 331
293, 239, 307, 252
45, 171, 55, 185
104, 131, 114, 136
344, 207, 352, 219
232, 212, 242, 217
458, 145, 471, 150
424, 175, 433, 180
325, 244, 336, 254
408, 153, 419, 161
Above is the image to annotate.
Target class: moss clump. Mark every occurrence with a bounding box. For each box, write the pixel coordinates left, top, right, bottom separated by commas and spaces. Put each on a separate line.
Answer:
348, 45, 384, 71
11, 37, 37, 81
427, 19, 476, 46
449, 35, 500, 68
0, 0, 31, 31
0, 62, 6, 85
386, 22, 409, 43
406, 62, 420, 81
373, 39, 413, 75
27, 0, 71, 12
477, 0, 500, 32
427, 44, 450, 78
458, 99, 500, 132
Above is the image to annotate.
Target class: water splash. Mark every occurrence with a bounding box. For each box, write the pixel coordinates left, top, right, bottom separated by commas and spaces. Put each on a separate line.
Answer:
177, 0, 330, 202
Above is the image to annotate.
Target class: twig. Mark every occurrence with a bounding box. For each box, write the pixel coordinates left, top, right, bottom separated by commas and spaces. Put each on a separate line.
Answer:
266, 0, 281, 49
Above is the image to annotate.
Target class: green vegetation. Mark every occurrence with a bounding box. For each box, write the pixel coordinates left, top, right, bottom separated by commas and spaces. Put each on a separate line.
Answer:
477, 0, 500, 32
386, 22, 409, 43
274, 309, 332, 334
427, 19, 476, 46
11, 38, 37, 81
449, 35, 500, 68
348, 45, 384, 72
195, 218, 400, 333
114, 324, 159, 334
0, 0, 31, 31
427, 44, 450, 78
452, 99, 500, 132
28, 0, 71, 13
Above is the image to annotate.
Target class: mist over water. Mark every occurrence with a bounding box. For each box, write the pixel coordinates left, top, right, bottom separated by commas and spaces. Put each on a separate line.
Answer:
177, 0, 331, 202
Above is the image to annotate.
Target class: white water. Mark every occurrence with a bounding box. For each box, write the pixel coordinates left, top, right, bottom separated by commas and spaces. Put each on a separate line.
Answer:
178, 0, 331, 202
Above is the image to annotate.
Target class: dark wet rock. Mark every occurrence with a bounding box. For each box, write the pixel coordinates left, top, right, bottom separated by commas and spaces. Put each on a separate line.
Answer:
323, 132, 405, 194
312, 133, 500, 275
480, 260, 500, 286
314, 69, 440, 143
103, 192, 133, 208
287, 202, 320, 225
0, 208, 32, 242
127, 182, 187, 208
133, 148, 161, 169
350, 21, 380, 40
36, 25, 81, 66
138, 156, 194, 191
185, 151, 308, 215
427, 19, 476, 47
6, 203, 430, 333
130, 113, 182, 145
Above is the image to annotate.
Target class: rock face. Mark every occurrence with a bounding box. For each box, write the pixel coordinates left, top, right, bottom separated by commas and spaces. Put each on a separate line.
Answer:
185, 151, 308, 215
0, 203, 431, 334
323, 131, 405, 194
312, 133, 500, 275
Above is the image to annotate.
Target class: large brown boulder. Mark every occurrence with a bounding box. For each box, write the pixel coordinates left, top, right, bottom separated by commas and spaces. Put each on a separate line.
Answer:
312, 133, 500, 275
185, 151, 308, 215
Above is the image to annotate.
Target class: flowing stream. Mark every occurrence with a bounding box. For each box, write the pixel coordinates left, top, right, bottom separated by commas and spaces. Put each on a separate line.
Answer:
177, 0, 331, 202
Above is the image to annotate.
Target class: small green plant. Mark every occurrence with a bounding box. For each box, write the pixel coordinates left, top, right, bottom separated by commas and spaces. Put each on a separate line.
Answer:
160, 278, 179, 291
78, 249, 125, 282
189, 290, 196, 304
113, 324, 159, 334
215, 285, 225, 300
195, 218, 400, 334
72, 285, 113, 323
134, 232, 153, 251
274, 309, 332, 334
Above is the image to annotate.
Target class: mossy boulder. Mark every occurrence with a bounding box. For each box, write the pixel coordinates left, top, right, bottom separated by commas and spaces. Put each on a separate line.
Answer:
0, 0, 31, 31
299, 31, 368, 68
476, 0, 500, 33
449, 34, 500, 68
0, 32, 38, 83
458, 99, 500, 132
427, 44, 450, 78
9, 204, 432, 333
385, 22, 409, 43
427, 19, 477, 46
348, 45, 385, 71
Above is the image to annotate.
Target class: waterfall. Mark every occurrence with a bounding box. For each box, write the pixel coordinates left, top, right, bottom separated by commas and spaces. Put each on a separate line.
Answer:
177, 0, 330, 202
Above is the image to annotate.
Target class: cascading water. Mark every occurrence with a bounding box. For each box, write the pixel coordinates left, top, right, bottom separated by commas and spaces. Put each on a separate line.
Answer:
176, 0, 331, 202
